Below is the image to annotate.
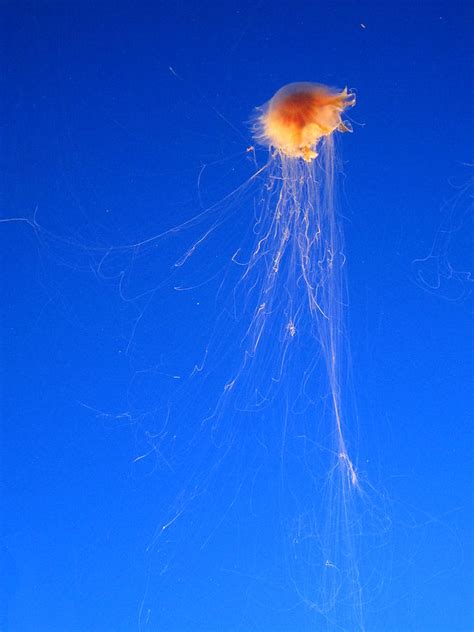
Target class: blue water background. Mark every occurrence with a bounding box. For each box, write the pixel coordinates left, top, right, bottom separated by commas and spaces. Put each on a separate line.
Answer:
1, 1, 473, 631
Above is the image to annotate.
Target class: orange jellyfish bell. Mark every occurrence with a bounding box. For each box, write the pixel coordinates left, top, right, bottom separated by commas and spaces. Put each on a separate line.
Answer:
255, 82, 355, 162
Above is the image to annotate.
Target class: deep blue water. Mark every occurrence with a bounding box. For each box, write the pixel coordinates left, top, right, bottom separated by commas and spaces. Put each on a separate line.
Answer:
1, 2, 473, 631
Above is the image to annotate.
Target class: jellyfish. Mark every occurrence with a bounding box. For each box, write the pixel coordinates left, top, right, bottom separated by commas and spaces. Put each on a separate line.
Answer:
146, 82, 371, 630
214, 82, 363, 626
244, 82, 358, 487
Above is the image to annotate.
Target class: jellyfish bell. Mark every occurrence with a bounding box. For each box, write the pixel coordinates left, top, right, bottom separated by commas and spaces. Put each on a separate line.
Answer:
254, 82, 355, 161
